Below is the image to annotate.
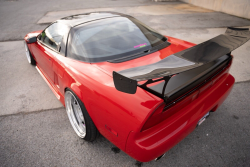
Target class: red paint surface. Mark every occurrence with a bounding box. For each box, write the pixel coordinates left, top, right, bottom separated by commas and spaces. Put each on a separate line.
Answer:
25, 31, 234, 162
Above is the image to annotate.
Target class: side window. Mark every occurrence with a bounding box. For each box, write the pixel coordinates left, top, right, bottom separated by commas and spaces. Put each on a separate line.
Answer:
39, 22, 68, 51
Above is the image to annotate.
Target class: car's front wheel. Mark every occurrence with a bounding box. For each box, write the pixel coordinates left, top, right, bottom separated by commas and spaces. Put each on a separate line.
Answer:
65, 90, 99, 141
24, 41, 36, 65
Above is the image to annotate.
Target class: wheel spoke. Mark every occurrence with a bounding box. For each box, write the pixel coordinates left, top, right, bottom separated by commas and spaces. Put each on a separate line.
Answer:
71, 103, 79, 124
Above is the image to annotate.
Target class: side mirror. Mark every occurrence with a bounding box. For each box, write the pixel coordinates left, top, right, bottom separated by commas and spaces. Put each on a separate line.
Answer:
26, 36, 37, 44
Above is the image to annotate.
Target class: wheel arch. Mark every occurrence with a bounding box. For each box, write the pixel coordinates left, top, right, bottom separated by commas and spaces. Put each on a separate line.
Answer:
63, 84, 99, 129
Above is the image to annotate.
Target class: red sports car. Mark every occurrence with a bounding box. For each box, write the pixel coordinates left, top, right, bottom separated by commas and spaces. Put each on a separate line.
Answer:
24, 12, 250, 162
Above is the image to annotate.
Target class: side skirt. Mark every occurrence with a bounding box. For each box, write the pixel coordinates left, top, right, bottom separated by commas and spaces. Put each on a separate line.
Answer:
36, 66, 62, 100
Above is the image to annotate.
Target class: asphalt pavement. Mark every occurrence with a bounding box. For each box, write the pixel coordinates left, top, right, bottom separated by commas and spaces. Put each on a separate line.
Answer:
0, 0, 250, 166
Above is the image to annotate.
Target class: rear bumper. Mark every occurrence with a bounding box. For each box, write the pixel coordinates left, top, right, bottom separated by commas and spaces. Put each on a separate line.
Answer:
125, 73, 235, 162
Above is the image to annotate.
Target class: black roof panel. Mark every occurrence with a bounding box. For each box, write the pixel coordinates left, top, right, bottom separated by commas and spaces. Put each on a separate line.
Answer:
57, 12, 131, 27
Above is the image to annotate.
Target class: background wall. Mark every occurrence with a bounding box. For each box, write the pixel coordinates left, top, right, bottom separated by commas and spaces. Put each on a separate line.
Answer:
180, 0, 250, 20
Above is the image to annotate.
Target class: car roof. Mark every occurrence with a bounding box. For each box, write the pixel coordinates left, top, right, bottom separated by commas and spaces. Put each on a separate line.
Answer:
57, 12, 132, 27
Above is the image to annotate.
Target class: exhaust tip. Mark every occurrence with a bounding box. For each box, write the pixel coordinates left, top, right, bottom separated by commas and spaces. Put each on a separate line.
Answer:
155, 153, 165, 161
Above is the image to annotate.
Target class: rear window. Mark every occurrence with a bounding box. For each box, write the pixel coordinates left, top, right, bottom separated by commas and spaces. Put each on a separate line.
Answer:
67, 16, 168, 62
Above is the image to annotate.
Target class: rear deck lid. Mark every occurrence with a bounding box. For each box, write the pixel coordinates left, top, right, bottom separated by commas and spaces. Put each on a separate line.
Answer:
112, 27, 250, 102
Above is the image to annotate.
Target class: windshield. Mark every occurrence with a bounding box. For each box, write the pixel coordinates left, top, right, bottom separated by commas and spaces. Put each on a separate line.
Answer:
67, 16, 168, 62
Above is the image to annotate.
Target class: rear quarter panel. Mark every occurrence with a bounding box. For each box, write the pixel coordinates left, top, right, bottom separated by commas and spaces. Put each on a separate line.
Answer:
54, 56, 163, 151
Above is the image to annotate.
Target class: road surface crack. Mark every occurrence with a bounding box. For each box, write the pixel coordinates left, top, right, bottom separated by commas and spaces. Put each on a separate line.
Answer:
0, 107, 65, 118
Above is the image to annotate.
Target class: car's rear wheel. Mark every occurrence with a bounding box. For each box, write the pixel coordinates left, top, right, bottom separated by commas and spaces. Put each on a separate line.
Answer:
65, 90, 99, 141
24, 41, 36, 65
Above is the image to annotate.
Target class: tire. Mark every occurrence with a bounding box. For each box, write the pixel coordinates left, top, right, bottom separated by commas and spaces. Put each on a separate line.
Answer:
24, 41, 36, 65
65, 89, 99, 141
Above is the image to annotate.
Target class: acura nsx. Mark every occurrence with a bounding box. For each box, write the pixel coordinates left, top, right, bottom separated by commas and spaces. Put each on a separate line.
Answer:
24, 12, 250, 162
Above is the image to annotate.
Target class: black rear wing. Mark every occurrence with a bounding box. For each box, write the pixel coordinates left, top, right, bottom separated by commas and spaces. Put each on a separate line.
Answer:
113, 27, 250, 101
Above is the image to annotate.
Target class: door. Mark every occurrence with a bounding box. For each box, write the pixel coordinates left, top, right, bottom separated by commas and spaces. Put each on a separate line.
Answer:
33, 22, 69, 83
34, 40, 54, 82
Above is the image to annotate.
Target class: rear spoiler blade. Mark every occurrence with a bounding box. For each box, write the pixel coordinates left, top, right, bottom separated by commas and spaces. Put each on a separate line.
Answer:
113, 27, 250, 97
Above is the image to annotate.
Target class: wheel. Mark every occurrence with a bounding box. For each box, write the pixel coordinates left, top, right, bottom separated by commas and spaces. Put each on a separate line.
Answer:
24, 41, 36, 65
65, 90, 99, 141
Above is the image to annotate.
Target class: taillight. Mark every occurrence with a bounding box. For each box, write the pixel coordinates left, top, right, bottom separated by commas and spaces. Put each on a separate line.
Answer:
141, 90, 199, 131
141, 103, 165, 131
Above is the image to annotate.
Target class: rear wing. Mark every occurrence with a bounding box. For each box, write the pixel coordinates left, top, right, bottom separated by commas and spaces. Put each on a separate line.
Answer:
113, 27, 250, 101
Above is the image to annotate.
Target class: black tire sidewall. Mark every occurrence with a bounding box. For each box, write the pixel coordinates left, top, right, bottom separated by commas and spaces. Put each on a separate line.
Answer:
25, 42, 36, 65
65, 89, 98, 141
